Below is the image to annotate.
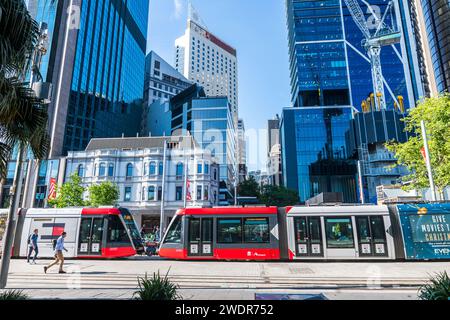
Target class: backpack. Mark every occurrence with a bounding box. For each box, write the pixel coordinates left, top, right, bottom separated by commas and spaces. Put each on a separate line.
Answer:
27, 234, 32, 245
52, 239, 57, 250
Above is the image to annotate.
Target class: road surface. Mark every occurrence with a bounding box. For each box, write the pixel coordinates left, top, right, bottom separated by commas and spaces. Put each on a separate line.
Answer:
2, 257, 448, 300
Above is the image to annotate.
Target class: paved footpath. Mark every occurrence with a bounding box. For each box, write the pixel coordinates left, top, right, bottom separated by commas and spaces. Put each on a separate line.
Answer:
2, 257, 449, 300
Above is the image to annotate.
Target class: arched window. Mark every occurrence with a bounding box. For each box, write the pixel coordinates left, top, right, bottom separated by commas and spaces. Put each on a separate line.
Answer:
176, 163, 184, 177
148, 186, 155, 201
158, 162, 163, 176
77, 164, 84, 177
143, 163, 148, 176
126, 163, 133, 177
99, 163, 106, 176
149, 162, 156, 175
108, 164, 114, 177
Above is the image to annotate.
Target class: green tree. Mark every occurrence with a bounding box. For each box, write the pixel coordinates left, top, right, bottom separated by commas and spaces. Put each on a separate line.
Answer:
1, 0, 52, 289
237, 176, 260, 198
88, 181, 120, 207
0, 0, 50, 178
386, 94, 450, 197
48, 173, 86, 208
259, 185, 299, 207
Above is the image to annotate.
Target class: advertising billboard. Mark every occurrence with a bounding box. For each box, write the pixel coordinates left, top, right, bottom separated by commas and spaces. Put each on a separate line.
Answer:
397, 203, 450, 259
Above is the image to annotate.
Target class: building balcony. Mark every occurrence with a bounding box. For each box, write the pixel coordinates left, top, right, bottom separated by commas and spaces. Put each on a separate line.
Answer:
368, 153, 398, 163
365, 166, 407, 177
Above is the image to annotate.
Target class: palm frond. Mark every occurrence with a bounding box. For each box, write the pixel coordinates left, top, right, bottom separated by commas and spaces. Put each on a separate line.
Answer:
0, 76, 49, 179
0, 140, 12, 179
0, 0, 40, 72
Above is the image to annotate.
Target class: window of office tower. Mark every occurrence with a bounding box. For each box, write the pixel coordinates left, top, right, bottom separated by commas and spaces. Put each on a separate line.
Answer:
293, 1, 343, 42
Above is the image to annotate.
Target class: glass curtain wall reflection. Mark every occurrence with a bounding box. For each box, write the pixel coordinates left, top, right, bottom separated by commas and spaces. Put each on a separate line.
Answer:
63, 0, 149, 154
281, 107, 357, 203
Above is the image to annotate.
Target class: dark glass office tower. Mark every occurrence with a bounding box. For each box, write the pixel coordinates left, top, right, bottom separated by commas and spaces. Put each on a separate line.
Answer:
48, 0, 149, 156
281, 107, 358, 203
419, 0, 450, 93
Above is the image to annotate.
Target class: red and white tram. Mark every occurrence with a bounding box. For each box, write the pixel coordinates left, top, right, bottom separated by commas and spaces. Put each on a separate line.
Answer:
286, 206, 396, 260
12, 207, 143, 259
159, 205, 400, 261
159, 207, 281, 260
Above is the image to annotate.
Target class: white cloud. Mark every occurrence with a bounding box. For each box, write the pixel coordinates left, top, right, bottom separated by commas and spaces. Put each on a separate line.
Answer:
174, 0, 183, 19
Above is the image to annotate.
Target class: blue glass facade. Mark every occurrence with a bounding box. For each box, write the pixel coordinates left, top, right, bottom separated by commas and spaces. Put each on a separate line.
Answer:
170, 85, 236, 205
26, 0, 59, 81
63, 0, 149, 154
283, 0, 421, 203
281, 107, 358, 203
286, 0, 418, 109
420, 0, 450, 93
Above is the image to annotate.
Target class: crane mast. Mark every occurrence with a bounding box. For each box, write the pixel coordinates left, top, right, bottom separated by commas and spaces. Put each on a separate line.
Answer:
343, 0, 401, 110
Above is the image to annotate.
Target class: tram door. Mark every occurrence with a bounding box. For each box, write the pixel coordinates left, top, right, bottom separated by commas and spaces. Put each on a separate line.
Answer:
78, 217, 104, 256
356, 216, 388, 257
188, 218, 213, 257
294, 217, 323, 257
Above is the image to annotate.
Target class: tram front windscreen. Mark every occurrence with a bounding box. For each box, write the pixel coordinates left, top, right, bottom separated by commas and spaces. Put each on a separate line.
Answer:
120, 208, 144, 251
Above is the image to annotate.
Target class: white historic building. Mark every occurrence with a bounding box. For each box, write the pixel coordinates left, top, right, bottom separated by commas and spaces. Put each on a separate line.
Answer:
65, 136, 219, 234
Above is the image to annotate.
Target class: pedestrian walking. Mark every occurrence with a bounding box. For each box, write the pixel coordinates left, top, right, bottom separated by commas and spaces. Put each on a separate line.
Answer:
27, 229, 39, 264
44, 232, 68, 274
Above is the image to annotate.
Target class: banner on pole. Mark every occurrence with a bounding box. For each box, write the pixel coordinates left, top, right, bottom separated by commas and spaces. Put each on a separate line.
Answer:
48, 178, 57, 200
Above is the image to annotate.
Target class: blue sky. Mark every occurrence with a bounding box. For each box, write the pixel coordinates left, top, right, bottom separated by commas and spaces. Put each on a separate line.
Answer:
147, 0, 291, 169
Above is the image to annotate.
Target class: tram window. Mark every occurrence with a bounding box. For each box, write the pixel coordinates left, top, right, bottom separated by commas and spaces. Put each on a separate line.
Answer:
107, 216, 129, 243
295, 218, 307, 242
189, 219, 200, 242
325, 218, 354, 248
217, 219, 242, 243
244, 218, 269, 243
164, 216, 182, 243
370, 216, 387, 243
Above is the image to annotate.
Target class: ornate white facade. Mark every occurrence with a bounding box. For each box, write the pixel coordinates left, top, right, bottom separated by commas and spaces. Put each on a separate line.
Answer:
65, 136, 219, 232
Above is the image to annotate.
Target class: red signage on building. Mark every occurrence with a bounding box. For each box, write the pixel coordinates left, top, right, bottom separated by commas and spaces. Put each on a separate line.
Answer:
48, 178, 57, 200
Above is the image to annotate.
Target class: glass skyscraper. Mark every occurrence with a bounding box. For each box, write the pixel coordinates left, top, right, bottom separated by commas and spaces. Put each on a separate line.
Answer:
170, 84, 237, 205
419, 0, 450, 93
45, 0, 149, 157
282, 0, 422, 203
286, 0, 421, 110
281, 106, 358, 203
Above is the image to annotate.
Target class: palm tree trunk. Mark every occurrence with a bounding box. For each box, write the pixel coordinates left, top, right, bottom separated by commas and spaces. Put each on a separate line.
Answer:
0, 143, 25, 289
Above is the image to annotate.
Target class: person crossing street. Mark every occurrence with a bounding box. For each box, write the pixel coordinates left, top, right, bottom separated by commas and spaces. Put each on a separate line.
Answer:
44, 232, 68, 274
27, 229, 39, 264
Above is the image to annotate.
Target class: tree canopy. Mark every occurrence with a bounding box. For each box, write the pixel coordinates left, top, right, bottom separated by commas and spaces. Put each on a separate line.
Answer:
88, 181, 120, 207
259, 185, 299, 207
0, 0, 50, 179
48, 173, 86, 208
386, 94, 450, 196
237, 177, 299, 207
237, 176, 260, 198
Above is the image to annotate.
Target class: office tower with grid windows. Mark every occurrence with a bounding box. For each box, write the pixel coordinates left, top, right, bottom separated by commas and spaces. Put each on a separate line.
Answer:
174, 19, 239, 121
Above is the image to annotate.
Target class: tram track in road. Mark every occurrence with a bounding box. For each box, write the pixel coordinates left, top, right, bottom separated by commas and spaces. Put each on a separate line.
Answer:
6, 272, 426, 290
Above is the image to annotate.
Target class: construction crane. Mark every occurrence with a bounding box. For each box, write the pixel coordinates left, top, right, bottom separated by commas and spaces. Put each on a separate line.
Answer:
344, 0, 401, 110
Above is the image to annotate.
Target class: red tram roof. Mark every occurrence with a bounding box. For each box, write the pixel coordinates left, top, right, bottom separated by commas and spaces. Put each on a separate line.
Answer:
176, 207, 278, 216
81, 208, 121, 216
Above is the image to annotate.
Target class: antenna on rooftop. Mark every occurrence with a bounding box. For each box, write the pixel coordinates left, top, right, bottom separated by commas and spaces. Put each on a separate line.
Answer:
188, 0, 207, 29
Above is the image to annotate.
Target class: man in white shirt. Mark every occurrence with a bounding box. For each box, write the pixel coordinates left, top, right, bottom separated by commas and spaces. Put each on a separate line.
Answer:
44, 232, 68, 274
